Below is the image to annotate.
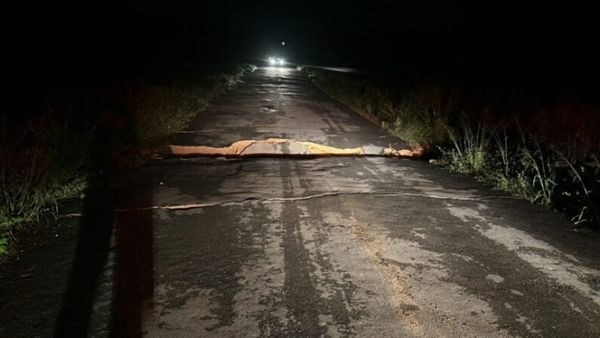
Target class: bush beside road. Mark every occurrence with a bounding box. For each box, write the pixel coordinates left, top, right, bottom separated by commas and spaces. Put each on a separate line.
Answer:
0, 63, 256, 257
308, 68, 600, 229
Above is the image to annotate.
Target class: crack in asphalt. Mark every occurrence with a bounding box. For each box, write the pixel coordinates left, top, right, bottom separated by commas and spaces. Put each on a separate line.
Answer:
115, 191, 517, 213
162, 138, 423, 158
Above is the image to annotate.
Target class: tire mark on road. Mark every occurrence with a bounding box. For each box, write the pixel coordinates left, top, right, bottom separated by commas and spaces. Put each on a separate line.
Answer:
279, 160, 326, 336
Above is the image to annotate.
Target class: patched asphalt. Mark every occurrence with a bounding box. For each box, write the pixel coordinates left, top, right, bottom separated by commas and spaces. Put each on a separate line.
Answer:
2, 67, 600, 337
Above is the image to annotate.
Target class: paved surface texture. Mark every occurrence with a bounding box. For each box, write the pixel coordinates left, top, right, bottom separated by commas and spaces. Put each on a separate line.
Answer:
171, 67, 406, 150
2, 67, 600, 337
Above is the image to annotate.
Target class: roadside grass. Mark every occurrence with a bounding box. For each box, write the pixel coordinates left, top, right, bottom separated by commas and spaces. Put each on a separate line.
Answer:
444, 121, 491, 176
0, 63, 255, 256
309, 70, 457, 150
442, 121, 598, 225
135, 63, 255, 146
134, 85, 212, 145
308, 68, 600, 229
308, 70, 392, 125
0, 115, 90, 255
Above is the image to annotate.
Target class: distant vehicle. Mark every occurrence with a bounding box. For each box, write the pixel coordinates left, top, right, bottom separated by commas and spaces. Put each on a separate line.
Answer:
268, 56, 286, 66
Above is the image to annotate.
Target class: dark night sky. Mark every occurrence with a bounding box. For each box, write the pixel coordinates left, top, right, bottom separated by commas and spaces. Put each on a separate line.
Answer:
2, 1, 600, 86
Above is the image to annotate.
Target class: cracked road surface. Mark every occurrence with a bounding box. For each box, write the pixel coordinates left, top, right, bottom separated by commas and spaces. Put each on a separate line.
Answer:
2, 67, 600, 337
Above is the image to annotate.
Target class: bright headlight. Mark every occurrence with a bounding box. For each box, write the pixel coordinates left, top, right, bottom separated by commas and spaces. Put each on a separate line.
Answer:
267, 56, 285, 66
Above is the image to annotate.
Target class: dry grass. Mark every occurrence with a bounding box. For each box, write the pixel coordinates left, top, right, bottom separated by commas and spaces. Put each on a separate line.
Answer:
309, 68, 600, 228
135, 63, 254, 145
0, 115, 89, 254
0, 63, 256, 256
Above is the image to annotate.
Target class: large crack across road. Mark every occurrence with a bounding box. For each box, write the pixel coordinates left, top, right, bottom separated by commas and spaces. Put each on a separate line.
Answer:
159, 138, 423, 158
115, 190, 517, 213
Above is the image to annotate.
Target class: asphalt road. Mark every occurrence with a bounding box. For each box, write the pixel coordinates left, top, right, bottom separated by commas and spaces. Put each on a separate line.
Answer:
2, 67, 600, 337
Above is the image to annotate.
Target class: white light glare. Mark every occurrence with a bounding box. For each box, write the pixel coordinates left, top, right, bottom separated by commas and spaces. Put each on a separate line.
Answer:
268, 56, 286, 66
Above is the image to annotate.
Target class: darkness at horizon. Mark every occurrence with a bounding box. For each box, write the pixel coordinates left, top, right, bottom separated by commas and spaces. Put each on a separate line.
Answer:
2, 0, 600, 115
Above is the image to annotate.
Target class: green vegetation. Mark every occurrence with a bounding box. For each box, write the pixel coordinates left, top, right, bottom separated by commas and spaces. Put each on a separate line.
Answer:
0, 63, 255, 256
308, 68, 600, 228
0, 116, 91, 255
445, 122, 491, 176
442, 122, 598, 224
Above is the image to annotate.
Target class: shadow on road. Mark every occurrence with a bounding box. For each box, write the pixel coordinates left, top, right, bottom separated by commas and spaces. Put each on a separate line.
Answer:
113, 207, 154, 336
53, 173, 115, 336
54, 110, 155, 337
